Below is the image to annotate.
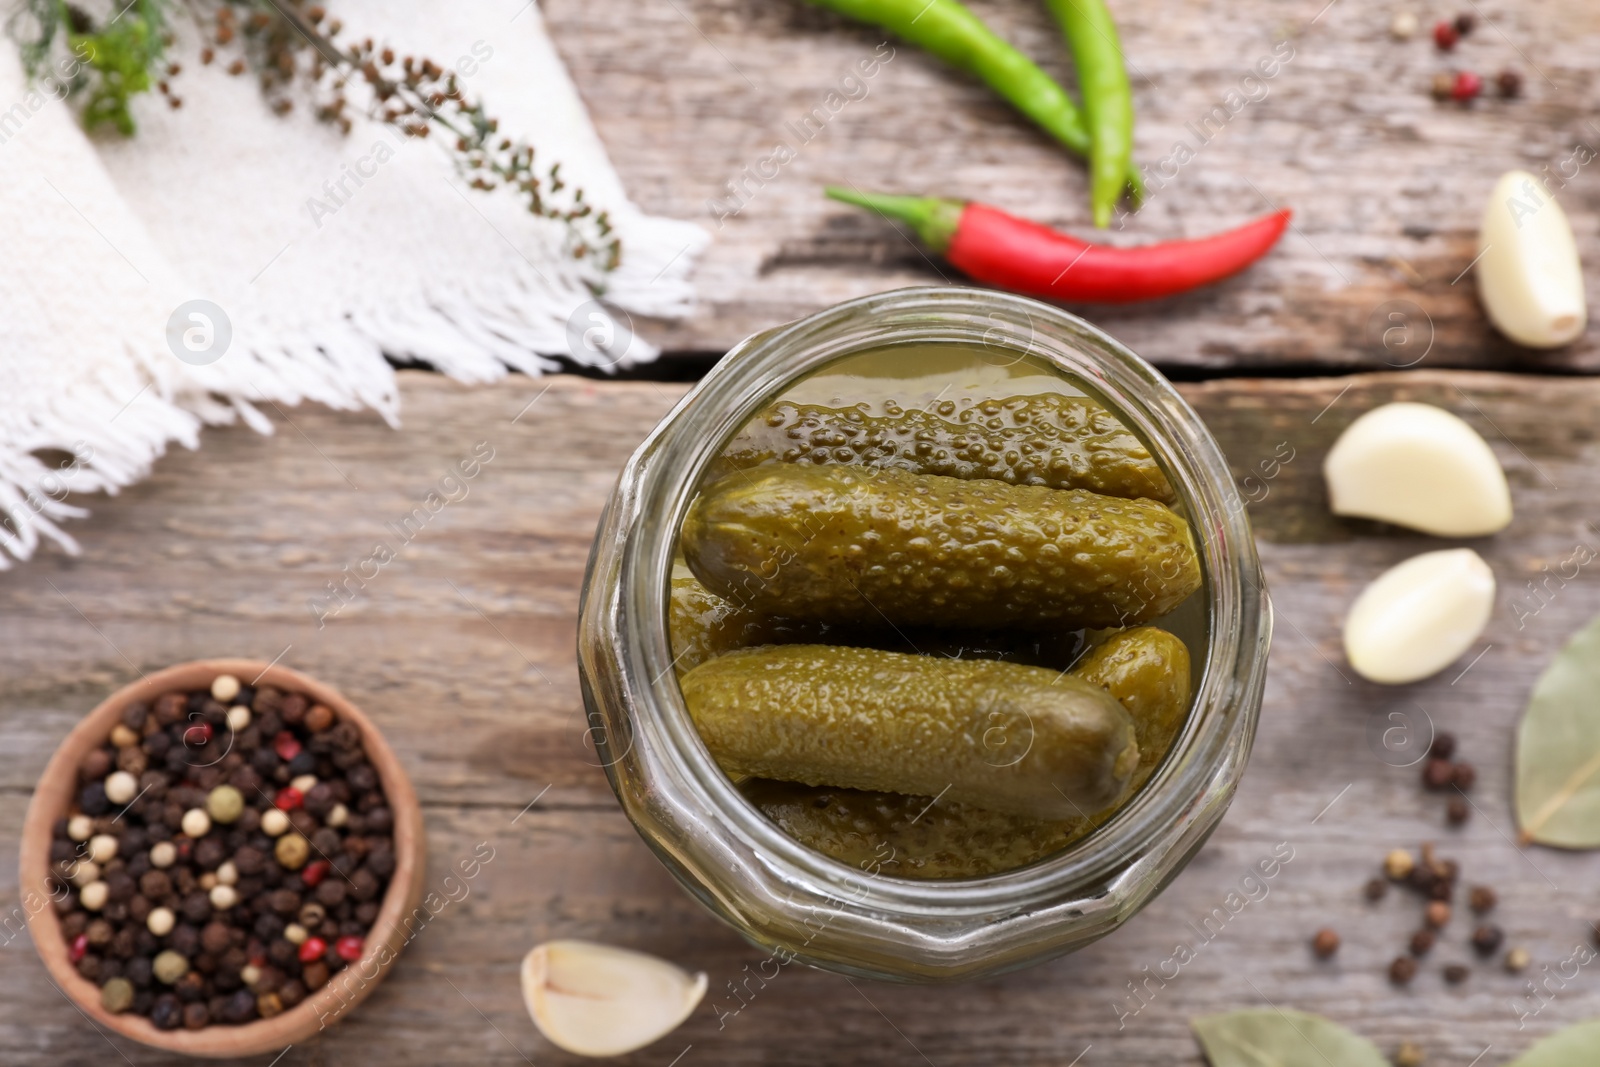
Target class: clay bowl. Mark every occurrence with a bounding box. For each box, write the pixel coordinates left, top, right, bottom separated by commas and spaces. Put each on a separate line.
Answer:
20, 659, 426, 1057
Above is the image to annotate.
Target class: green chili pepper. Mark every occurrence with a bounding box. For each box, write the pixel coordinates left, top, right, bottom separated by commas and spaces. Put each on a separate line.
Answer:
806, 0, 1094, 157
1044, 0, 1139, 226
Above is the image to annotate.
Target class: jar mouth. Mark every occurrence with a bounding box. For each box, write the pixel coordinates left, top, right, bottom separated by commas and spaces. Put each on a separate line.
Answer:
579, 286, 1270, 978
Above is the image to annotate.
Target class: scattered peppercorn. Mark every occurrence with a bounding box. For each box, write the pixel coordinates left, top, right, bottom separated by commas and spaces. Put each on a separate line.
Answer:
1446, 796, 1470, 825
1433, 20, 1459, 50
1410, 929, 1436, 956
1365, 877, 1388, 902
1496, 69, 1523, 98
1425, 901, 1451, 929
1453, 12, 1476, 35
1442, 963, 1469, 985
1472, 924, 1504, 955
1390, 956, 1419, 985
1385, 849, 1414, 880
1390, 11, 1419, 39
46, 674, 396, 1031
1422, 759, 1454, 790
1468, 886, 1496, 913
1312, 928, 1341, 959
1505, 947, 1531, 972
1395, 1041, 1425, 1067
1453, 763, 1477, 790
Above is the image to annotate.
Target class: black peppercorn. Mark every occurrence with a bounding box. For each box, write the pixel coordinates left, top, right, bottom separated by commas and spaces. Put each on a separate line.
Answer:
126, 956, 153, 988
182, 1001, 210, 1029
1453, 763, 1477, 790
174, 970, 207, 1003
1422, 759, 1455, 791
1410, 929, 1435, 956
364, 846, 395, 880
80, 782, 111, 817
268, 938, 298, 967
1469, 886, 1497, 913
1473, 925, 1505, 955
151, 994, 183, 1030
1443, 963, 1470, 984
1447, 796, 1470, 825
169, 924, 200, 958
1390, 956, 1418, 984
316, 879, 347, 909
181, 892, 212, 925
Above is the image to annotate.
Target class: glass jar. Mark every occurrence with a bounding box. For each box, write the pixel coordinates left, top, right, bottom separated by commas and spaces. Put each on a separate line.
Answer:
577, 286, 1270, 982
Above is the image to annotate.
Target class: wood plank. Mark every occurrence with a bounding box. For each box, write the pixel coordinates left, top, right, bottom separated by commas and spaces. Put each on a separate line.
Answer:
5, 370, 1600, 1065
545, 0, 1600, 371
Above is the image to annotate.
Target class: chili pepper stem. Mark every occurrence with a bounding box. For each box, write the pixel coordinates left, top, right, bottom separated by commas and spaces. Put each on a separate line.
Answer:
824, 187, 965, 253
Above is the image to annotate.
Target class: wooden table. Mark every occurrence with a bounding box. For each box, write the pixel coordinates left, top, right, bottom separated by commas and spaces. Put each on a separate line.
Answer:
547, 0, 1600, 373
6, 369, 1600, 1066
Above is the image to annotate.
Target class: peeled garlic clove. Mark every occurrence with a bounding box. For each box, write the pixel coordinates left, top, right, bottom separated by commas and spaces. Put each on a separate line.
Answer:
1477, 169, 1587, 348
521, 940, 707, 1057
1323, 402, 1511, 536
1344, 548, 1495, 685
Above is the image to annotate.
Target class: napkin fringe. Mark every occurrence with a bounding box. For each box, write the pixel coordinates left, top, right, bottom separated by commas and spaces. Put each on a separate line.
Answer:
0, 209, 706, 570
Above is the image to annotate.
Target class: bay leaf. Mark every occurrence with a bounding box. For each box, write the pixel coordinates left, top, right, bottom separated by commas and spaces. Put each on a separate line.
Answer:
1508, 1020, 1600, 1066
1192, 1008, 1388, 1067
1516, 612, 1600, 847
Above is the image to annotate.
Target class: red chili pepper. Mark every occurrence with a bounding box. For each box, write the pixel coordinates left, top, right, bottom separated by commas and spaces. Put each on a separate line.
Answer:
826, 187, 1291, 304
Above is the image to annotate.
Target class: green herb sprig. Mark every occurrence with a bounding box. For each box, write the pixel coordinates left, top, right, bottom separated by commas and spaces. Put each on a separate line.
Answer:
7, 0, 619, 272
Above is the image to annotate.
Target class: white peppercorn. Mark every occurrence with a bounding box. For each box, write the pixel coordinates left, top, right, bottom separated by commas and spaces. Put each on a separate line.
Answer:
180, 808, 212, 838
104, 770, 139, 805
147, 907, 175, 936
87, 834, 118, 864
80, 881, 110, 911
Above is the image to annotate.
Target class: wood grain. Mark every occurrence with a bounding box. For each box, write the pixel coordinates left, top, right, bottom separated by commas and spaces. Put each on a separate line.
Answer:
545, 0, 1600, 371
6, 370, 1600, 1065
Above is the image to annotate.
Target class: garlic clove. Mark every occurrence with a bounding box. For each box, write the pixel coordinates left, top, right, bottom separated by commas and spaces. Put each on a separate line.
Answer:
1477, 169, 1587, 348
1344, 548, 1495, 685
1323, 402, 1511, 536
521, 940, 707, 1057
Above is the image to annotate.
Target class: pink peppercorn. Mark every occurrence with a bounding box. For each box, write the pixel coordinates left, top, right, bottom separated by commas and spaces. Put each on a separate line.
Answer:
183, 721, 213, 746
335, 936, 364, 962
298, 936, 327, 963
1434, 20, 1459, 50
301, 860, 330, 888
273, 732, 302, 762
274, 787, 304, 812
1452, 71, 1483, 103
69, 934, 88, 963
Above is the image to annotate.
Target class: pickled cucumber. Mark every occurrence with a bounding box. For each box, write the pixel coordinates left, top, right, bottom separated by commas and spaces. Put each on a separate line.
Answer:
1074, 626, 1192, 785
684, 465, 1201, 630
734, 626, 1194, 878
714, 394, 1175, 503
669, 573, 1090, 673
679, 644, 1139, 817
738, 778, 1091, 879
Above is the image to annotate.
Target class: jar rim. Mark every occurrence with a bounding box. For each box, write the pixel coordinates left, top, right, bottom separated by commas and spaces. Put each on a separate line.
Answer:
579, 286, 1271, 979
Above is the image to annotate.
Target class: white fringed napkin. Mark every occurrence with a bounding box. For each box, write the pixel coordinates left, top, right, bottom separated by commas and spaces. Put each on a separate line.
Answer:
0, 0, 706, 569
